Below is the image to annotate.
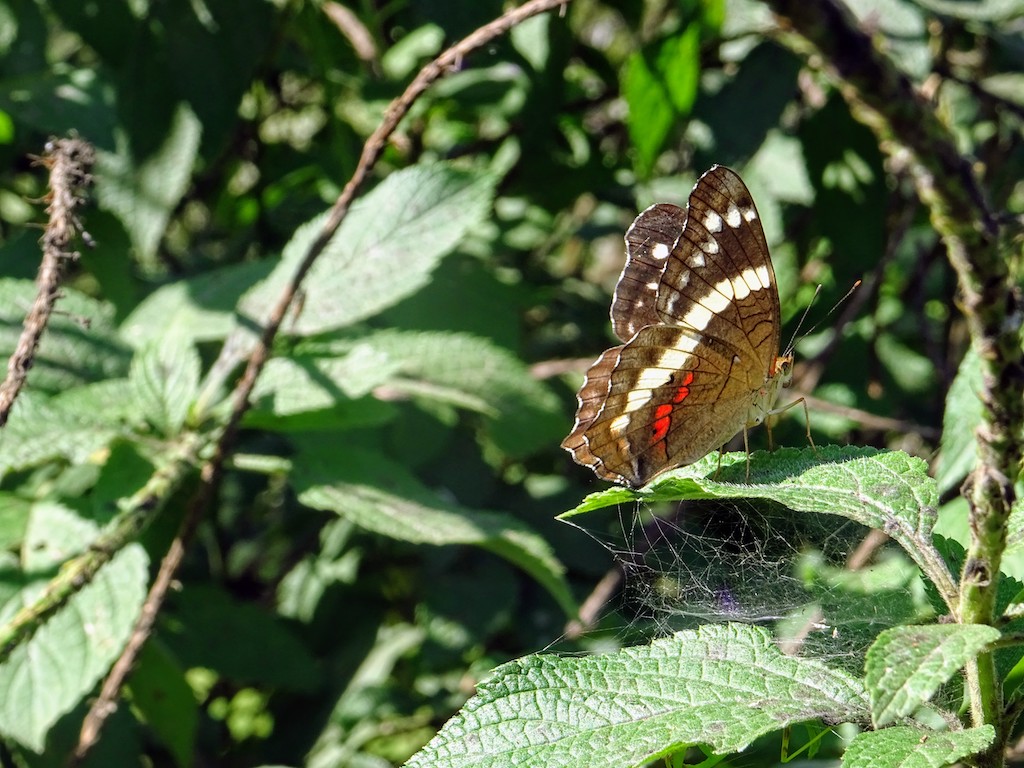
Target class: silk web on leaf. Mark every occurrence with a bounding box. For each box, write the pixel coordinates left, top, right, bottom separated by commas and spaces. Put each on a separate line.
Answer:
568, 452, 937, 676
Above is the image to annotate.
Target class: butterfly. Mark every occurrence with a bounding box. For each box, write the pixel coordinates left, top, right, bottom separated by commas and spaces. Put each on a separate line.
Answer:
562, 165, 794, 487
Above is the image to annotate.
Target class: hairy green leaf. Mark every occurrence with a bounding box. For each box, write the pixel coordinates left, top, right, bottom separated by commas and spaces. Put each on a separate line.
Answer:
129, 337, 200, 435
0, 382, 141, 479
865, 624, 999, 727
0, 503, 148, 751
242, 163, 497, 335
843, 725, 994, 768
0, 279, 130, 393
292, 447, 574, 617
361, 330, 563, 457
405, 624, 867, 768
120, 260, 275, 347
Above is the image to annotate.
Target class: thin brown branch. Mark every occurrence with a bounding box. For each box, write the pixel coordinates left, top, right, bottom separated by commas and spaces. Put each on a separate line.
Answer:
0, 137, 95, 427
71, 0, 570, 760
797, 392, 941, 442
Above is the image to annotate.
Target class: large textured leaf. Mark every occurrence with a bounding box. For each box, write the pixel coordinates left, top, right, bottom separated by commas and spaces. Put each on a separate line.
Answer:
865, 624, 1000, 727
291, 447, 574, 617
405, 624, 868, 768
251, 330, 562, 456
561, 448, 950, 598
0, 279, 130, 393
0, 503, 148, 752
241, 163, 497, 335
843, 725, 994, 768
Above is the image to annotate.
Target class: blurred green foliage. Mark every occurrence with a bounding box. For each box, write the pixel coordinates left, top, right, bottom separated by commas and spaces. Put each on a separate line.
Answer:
0, 0, 1021, 765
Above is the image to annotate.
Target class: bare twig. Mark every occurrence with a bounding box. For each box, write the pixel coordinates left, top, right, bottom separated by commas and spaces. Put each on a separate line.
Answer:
0, 137, 95, 426
796, 391, 941, 441
71, 0, 571, 760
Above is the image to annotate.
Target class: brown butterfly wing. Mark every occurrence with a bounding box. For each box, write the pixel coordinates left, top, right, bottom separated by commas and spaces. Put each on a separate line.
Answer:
610, 203, 686, 342
563, 166, 783, 487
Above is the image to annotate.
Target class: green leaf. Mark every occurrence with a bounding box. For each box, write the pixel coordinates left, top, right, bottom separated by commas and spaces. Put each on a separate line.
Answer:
0, 278, 130, 393
563, 447, 934, 535
0, 515, 148, 751
252, 342, 402, 408
129, 337, 201, 435
242, 163, 498, 335
405, 624, 868, 768
843, 725, 994, 768
119, 259, 275, 347
162, 585, 320, 691
0, 382, 140, 479
562, 447, 953, 605
361, 330, 563, 457
0, 494, 30, 552
876, 335, 934, 394
937, 345, 981, 494
865, 624, 1000, 728
94, 102, 202, 262
659, 25, 701, 115
291, 447, 574, 617
277, 520, 360, 623
622, 44, 678, 176
128, 640, 198, 768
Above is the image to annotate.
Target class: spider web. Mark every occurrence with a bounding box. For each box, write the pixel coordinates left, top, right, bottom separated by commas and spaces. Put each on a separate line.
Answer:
576, 495, 933, 674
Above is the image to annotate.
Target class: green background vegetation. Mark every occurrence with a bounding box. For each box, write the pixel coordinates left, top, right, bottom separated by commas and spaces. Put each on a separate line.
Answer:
0, 0, 1020, 765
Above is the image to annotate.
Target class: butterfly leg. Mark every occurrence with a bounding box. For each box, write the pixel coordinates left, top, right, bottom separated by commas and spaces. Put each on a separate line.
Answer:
712, 447, 726, 480
742, 425, 751, 482
767, 397, 819, 457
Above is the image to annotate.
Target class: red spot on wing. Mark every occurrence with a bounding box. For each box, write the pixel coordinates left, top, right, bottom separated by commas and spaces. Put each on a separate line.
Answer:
649, 371, 695, 445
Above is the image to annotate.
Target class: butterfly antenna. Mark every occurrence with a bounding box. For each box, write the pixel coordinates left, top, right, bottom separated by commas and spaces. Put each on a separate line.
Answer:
784, 284, 822, 354
785, 280, 862, 353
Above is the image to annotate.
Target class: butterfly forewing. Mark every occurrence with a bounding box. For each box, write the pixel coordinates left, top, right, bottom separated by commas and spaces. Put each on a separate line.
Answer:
563, 165, 788, 487
658, 166, 780, 371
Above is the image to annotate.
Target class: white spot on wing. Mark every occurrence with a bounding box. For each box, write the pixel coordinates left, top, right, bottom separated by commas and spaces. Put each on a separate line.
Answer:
646, 281, 658, 291
755, 264, 771, 288
656, 347, 695, 371
743, 206, 757, 222
700, 238, 719, 255
609, 413, 630, 436
679, 284, 732, 331
688, 253, 705, 268
704, 211, 723, 233
621, 334, 702, 414
733, 265, 764, 300
726, 204, 743, 229
652, 242, 670, 260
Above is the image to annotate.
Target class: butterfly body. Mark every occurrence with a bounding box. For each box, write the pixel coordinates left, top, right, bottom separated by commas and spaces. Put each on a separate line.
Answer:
562, 166, 792, 487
